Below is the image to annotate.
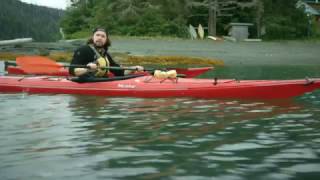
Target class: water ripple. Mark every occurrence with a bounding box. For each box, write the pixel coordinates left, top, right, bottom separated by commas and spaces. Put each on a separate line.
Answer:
215, 142, 266, 151
282, 163, 320, 173
1, 94, 320, 179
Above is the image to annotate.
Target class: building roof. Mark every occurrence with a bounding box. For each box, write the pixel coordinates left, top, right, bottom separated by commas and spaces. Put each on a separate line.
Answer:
303, 0, 319, 4
298, 1, 320, 15
229, 23, 253, 26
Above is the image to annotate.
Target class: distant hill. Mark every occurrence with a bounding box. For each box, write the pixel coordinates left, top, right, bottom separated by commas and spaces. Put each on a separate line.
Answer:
0, 0, 64, 42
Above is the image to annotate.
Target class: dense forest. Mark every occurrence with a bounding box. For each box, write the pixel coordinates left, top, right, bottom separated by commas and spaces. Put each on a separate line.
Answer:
61, 0, 312, 40
0, 0, 314, 41
0, 0, 64, 41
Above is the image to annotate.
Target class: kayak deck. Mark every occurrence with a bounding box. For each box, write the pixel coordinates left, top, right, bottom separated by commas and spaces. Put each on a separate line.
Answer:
0, 75, 319, 99
5, 63, 213, 78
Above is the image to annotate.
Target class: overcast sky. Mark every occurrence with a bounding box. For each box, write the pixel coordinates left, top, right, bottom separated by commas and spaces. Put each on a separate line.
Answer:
20, 0, 68, 9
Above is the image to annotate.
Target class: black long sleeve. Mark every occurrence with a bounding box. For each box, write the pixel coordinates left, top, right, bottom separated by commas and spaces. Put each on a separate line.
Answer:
69, 45, 124, 76
69, 46, 93, 76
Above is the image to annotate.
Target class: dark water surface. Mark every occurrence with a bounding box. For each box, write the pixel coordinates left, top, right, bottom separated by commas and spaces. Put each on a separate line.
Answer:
1, 63, 320, 180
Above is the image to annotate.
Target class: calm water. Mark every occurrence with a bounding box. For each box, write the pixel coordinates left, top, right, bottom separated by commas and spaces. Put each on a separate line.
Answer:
1, 63, 320, 180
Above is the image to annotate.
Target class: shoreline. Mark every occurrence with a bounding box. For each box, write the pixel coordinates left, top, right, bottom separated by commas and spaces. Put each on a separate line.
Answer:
0, 38, 319, 66
111, 38, 320, 66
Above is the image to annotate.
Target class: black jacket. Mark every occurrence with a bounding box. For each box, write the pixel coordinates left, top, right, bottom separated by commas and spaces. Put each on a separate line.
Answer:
69, 45, 124, 76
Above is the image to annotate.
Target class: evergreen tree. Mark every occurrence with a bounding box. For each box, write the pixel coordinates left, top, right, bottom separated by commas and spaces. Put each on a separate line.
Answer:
60, 0, 310, 40
262, 0, 308, 39
0, 0, 64, 41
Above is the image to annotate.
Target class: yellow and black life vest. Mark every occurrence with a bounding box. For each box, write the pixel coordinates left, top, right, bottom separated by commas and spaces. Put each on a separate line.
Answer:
89, 45, 110, 77
95, 56, 110, 77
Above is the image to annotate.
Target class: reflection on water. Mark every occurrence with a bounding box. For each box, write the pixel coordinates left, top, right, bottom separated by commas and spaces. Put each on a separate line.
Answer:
1, 61, 320, 179
199, 65, 320, 80
0, 92, 320, 179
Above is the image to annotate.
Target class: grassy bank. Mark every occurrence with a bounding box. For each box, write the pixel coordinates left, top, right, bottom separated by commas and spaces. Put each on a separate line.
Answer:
0, 51, 224, 67
1, 37, 320, 66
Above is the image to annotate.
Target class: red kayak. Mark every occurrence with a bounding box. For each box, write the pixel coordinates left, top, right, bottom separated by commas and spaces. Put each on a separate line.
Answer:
0, 75, 319, 99
5, 62, 212, 78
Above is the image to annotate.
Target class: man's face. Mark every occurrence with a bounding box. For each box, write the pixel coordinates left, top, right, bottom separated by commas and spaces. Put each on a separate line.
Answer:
93, 31, 107, 47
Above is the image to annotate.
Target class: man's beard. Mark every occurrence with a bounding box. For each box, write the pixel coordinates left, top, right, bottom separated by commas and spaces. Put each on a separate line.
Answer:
94, 41, 104, 48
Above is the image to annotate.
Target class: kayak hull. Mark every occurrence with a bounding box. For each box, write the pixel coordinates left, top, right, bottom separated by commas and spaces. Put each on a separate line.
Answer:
6, 65, 213, 78
1, 76, 319, 99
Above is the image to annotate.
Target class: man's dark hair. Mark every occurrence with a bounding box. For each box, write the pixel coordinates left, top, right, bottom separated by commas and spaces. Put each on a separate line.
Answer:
87, 28, 111, 49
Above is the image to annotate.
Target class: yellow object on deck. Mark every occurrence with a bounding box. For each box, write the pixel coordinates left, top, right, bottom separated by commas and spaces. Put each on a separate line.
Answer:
154, 70, 177, 79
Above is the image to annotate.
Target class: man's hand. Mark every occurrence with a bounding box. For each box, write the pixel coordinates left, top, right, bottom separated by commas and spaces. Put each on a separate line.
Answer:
87, 63, 97, 70
132, 66, 144, 72
124, 65, 144, 75
74, 68, 88, 76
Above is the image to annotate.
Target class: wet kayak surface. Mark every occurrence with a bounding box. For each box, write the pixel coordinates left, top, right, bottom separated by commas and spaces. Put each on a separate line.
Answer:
1, 63, 320, 179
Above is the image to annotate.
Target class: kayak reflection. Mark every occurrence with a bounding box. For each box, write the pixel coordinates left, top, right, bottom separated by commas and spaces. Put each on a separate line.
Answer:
66, 96, 304, 146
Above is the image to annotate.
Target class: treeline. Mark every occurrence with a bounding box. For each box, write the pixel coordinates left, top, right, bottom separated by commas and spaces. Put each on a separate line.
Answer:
0, 0, 64, 41
61, 0, 310, 40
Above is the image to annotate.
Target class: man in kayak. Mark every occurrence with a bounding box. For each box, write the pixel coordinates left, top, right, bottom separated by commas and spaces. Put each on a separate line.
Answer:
69, 27, 144, 77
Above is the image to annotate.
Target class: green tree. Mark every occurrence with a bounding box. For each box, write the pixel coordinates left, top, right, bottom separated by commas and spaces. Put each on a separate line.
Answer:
262, 0, 308, 39
60, 0, 312, 40
0, 0, 63, 41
